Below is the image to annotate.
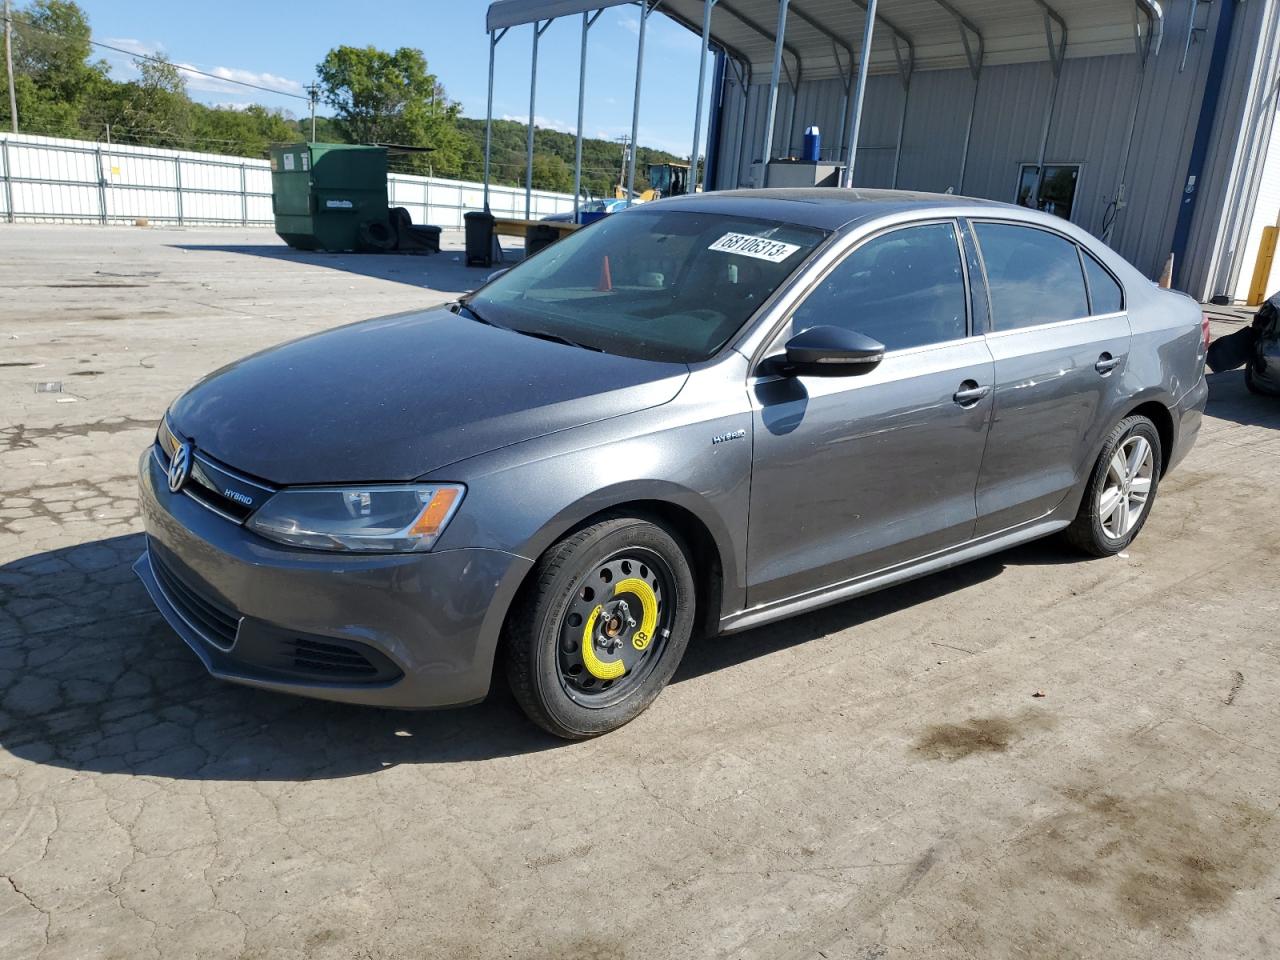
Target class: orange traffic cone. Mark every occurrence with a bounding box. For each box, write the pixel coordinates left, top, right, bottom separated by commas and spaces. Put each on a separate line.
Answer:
597, 255, 613, 292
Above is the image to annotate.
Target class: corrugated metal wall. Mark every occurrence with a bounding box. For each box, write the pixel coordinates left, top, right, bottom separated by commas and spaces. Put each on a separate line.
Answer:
712, 0, 1270, 298
0, 133, 575, 228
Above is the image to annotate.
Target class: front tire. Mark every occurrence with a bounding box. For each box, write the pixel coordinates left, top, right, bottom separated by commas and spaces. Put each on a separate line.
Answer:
1064, 415, 1162, 557
504, 515, 696, 739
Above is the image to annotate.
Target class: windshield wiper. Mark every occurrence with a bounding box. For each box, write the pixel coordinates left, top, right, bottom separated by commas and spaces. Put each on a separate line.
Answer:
452, 300, 505, 330
513, 328, 605, 353
454, 302, 602, 353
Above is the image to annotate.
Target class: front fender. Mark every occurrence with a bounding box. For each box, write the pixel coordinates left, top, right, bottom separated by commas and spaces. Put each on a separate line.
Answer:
428, 361, 755, 622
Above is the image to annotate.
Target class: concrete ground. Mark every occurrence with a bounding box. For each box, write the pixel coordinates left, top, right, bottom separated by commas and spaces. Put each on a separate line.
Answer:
1, 224, 1278, 960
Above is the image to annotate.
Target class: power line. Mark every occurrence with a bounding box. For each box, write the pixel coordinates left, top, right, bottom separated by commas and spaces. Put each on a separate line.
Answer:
2, 12, 310, 101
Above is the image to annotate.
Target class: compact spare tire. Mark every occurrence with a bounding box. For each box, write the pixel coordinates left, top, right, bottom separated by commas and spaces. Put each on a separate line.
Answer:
505, 515, 696, 739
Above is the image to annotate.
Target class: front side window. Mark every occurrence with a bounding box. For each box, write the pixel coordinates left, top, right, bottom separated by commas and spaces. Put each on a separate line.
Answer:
789, 221, 968, 352
471, 210, 828, 363
975, 222, 1089, 331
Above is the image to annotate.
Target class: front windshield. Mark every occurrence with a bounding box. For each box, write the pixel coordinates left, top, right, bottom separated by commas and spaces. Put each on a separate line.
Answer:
471, 209, 829, 363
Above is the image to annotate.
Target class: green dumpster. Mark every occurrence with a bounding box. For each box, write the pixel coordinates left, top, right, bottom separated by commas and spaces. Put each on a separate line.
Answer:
270, 143, 389, 252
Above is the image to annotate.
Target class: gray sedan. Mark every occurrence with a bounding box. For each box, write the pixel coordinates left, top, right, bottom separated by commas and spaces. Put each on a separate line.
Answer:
135, 189, 1208, 738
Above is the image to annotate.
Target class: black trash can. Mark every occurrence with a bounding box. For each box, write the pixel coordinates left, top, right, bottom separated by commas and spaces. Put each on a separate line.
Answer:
464, 210, 496, 267
525, 224, 560, 258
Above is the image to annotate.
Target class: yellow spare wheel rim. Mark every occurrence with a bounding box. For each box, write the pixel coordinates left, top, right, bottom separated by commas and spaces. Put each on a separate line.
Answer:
559, 554, 669, 701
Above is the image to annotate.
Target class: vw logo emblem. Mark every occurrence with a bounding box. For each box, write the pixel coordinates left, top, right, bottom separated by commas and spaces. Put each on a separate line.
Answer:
168, 441, 193, 493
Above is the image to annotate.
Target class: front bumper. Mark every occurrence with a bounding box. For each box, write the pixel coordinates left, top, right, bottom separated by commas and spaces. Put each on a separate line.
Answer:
135, 448, 532, 708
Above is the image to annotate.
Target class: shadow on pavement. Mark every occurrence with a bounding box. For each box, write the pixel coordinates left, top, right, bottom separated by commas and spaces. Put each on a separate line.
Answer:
1, 527, 1045, 780
167, 241, 498, 294
0, 534, 559, 779
1206, 369, 1280, 428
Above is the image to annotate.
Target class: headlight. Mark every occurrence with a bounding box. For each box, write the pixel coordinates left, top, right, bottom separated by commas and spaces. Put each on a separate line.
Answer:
246, 484, 464, 553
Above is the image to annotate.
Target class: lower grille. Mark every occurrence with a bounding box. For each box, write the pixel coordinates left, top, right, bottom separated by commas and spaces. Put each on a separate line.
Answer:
288, 637, 380, 677
150, 547, 240, 650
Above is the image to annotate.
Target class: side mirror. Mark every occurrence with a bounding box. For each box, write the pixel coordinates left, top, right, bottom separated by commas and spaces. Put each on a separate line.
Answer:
776, 325, 885, 377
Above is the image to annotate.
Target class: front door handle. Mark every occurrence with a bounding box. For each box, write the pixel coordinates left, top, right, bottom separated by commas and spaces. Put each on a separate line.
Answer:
1095, 353, 1122, 374
953, 381, 992, 406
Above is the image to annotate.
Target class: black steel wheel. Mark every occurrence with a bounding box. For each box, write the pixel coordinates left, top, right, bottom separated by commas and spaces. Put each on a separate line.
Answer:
505, 515, 696, 739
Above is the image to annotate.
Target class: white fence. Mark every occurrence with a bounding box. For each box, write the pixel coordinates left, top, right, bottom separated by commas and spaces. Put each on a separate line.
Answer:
0, 132, 575, 229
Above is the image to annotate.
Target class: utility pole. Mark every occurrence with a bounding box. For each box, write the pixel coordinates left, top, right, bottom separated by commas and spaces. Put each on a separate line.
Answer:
305, 82, 319, 142
616, 135, 630, 196
4, 0, 17, 134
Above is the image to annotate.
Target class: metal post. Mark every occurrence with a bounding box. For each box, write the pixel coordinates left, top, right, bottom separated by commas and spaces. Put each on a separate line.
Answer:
757, 0, 789, 187
890, 37, 913, 189
1, 138, 13, 223
526, 22, 544, 219
240, 163, 247, 226
574, 11, 603, 218
306, 83, 318, 141
4, 0, 16, 134
1029, 10, 1067, 210
688, 0, 717, 193
174, 156, 183, 226
778, 62, 798, 160
841, 0, 878, 188
625, 2, 652, 204
483, 28, 507, 213
956, 54, 982, 192
96, 145, 108, 225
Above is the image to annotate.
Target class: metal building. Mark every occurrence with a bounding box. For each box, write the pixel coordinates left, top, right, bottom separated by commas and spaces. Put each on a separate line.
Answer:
483, 1, 1280, 302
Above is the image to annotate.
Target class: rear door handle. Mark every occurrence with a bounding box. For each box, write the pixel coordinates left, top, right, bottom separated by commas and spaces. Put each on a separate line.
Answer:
1095, 353, 1122, 374
953, 382, 992, 406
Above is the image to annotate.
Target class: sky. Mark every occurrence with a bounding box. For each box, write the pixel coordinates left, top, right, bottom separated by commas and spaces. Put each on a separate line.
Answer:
73, 0, 713, 157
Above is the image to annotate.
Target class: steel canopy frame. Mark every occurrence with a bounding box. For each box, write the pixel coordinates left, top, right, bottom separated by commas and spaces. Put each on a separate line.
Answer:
573, 10, 605, 219
526, 18, 554, 219
1027, 0, 1069, 212
839, 0, 877, 187
482, 0, 1166, 211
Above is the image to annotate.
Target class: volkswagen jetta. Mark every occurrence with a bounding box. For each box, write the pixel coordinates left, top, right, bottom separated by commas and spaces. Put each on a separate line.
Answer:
135, 189, 1208, 738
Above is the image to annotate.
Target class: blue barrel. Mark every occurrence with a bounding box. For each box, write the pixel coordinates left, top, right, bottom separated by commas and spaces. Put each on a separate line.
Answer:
802, 126, 821, 163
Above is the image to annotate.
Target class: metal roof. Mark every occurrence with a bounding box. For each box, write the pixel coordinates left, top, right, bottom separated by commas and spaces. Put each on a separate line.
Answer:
486, 0, 1163, 77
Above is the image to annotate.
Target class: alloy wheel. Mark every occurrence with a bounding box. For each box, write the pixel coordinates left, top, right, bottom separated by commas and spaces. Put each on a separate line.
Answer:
1098, 434, 1155, 539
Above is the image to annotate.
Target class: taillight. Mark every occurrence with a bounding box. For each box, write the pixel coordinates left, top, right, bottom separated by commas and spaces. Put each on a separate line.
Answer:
1201, 313, 1212, 352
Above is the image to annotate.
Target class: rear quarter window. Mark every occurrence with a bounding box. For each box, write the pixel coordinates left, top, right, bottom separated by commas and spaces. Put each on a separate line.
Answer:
975, 222, 1089, 330
1082, 250, 1125, 314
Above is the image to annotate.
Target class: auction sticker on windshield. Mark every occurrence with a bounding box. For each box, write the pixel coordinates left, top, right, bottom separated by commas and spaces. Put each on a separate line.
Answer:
708, 232, 802, 263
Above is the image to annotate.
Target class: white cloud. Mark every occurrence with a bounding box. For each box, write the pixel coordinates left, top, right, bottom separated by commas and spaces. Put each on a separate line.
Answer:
500, 113, 576, 134
178, 64, 305, 97
102, 37, 305, 98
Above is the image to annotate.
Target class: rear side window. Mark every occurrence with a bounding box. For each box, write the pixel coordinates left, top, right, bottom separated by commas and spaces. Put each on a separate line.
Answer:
975, 223, 1089, 330
1083, 250, 1124, 314
790, 221, 967, 351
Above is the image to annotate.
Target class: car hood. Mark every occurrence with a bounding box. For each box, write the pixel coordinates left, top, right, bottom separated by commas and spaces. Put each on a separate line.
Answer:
168, 306, 690, 484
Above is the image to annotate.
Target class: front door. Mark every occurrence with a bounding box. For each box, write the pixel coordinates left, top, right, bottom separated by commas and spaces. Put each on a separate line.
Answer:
746, 220, 996, 609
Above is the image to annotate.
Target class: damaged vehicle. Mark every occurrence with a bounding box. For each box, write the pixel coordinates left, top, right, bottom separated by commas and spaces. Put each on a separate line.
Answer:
1206, 292, 1280, 395
135, 189, 1208, 739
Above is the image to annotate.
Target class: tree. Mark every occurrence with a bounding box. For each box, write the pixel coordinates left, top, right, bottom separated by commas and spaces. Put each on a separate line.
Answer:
117, 56, 193, 147
5, 0, 107, 135
530, 152, 572, 193
316, 45, 468, 176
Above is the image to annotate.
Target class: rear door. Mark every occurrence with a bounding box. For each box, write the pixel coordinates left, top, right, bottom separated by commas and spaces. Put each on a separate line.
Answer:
746, 220, 995, 607
970, 220, 1132, 536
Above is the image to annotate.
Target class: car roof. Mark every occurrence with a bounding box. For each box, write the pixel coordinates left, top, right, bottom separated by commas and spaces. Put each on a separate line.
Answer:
644, 187, 1013, 232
